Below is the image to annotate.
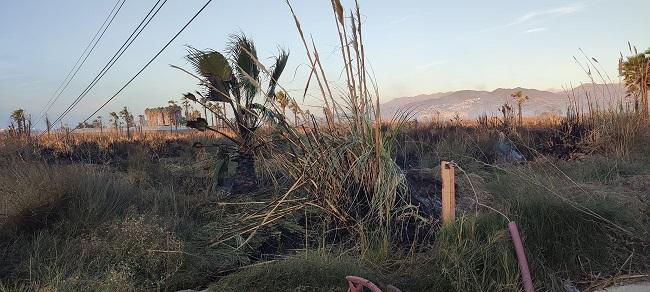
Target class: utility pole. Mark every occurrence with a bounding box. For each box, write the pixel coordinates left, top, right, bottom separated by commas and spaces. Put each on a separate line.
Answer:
45, 115, 51, 138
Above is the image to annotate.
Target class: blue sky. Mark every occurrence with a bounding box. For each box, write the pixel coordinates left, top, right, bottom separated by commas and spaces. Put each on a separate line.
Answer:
0, 0, 648, 128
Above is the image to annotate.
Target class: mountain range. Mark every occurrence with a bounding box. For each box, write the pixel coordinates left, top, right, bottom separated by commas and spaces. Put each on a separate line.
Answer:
381, 83, 627, 121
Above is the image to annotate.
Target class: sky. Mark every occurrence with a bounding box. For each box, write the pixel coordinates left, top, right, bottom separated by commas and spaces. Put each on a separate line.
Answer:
0, 0, 649, 128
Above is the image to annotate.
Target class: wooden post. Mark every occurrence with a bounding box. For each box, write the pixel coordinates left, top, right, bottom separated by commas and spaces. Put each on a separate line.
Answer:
441, 161, 455, 224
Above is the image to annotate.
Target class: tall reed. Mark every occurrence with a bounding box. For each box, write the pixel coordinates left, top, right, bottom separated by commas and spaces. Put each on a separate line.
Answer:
205, 0, 418, 260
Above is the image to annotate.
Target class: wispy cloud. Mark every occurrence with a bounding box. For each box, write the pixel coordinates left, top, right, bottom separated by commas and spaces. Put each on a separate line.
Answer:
481, 2, 586, 32
509, 2, 585, 26
523, 27, 548, 34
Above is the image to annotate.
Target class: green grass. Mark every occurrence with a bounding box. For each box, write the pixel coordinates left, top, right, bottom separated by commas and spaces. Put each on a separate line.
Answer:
555, 155, 650, 184
482, 158, 650, 290
213, 214, 516, 292
513, 198, 642, 289
212, 253, 376, 292
212, 194, 647, 291
434, 214, 520, 291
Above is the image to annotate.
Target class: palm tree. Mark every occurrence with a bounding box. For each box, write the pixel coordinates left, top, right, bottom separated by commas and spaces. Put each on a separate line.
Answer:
181, 95, 191, 118
167, 100, 179, 130
97, 116, 103, 134
619, 48, 650, 117
109, 112, 119, 133
10, 109, 27, 135
174, 33, 289, 193
193, 91, 219, 127
137, 114, 145, 134
511, 90, 529, 125
196, 93, 208, 119
119, 107, 135, 138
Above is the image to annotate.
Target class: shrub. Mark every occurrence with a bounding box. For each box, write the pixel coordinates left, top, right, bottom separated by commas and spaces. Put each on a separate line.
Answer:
80, 213, 185, 289
0, 159, 236, 291
0, 163, 136, 235
580, 111, 649, 158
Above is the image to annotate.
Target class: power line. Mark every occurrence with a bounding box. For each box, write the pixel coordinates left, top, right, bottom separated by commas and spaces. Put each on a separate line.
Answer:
35, 0, 125, 126
48, 0, 123, 102
51, 0, 167, 127
35, 0, 125, 127
73, 0, 215, 132
36, 0, 123, 122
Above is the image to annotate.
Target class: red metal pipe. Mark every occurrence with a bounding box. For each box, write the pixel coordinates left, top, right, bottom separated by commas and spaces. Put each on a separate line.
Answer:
508, 221, 535, 292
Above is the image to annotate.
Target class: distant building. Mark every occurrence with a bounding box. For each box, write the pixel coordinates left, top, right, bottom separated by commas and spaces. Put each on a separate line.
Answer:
144, 105, 182, 126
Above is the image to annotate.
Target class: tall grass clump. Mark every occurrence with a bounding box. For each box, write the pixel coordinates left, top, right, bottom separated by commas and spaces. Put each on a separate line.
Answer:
0, 162, 180, 289
189, 0, 421, 263
580, 110, 648, 158
0, 162, 137, 234
275, 1, 417, 259
434, 214, 520, 291
567, 52, 650, 159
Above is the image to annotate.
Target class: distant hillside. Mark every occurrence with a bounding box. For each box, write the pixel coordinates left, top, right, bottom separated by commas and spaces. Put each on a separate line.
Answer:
381, 83, 626, 120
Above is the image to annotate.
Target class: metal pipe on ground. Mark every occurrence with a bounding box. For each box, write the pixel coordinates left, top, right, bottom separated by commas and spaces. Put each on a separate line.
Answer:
508, 221, 535, 292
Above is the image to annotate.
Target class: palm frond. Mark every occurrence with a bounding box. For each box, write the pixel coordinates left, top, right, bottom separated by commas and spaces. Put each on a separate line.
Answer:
186, 117, 209, 131
268, 48, 289, 98
185, 46, 232, 80
185, 46, 233, 103
227, 33, 260, 104
183, 92, 197, 102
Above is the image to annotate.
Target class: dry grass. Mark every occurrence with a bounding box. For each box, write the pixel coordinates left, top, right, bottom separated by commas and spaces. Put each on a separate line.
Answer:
0, 149, 251, 291
1, 1, 649, 291
2, 111, 649, 291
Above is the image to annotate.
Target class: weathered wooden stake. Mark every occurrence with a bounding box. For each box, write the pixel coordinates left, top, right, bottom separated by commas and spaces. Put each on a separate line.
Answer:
441, 161, 455, 224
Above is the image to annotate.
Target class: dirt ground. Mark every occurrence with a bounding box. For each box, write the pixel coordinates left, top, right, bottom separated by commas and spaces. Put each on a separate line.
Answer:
598, 281, 650, 292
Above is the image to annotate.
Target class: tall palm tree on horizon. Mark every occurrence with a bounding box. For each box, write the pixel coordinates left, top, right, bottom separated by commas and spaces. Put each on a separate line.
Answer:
10, 109, 29, 135
119, 107, 134, 138
109, 112, 119, 133
511, 90, 529, 125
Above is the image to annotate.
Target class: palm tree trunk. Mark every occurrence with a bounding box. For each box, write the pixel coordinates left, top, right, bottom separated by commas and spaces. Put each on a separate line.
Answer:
518, 103, 523, 125
232, 150, 257, 194
232, 130, 258, 194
